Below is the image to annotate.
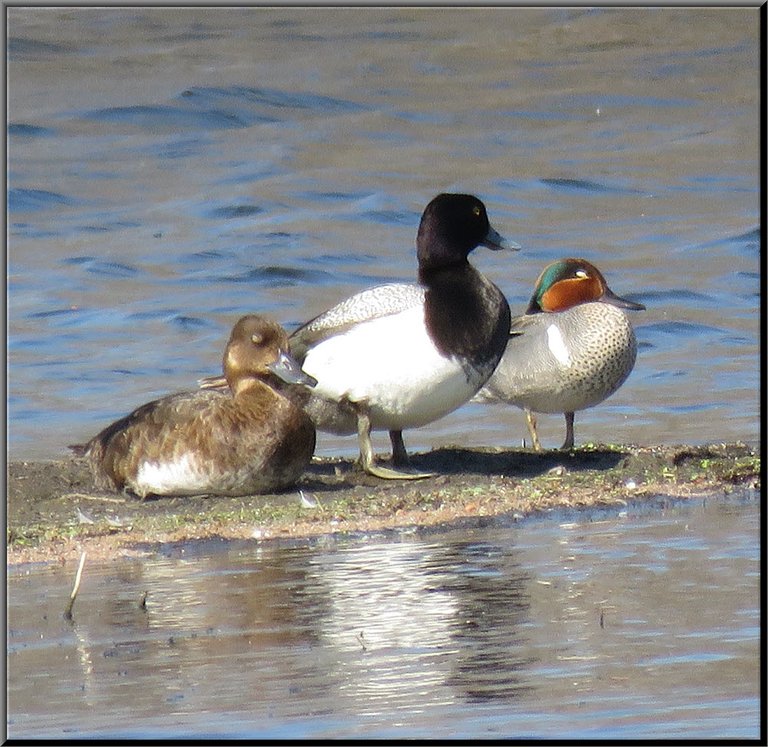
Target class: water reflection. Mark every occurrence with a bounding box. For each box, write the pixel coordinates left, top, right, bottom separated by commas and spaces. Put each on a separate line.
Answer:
7, 492, 759, 739
428, 541, 535, 702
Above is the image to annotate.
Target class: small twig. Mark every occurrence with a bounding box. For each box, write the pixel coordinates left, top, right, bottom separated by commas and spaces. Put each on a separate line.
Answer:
299, 489, 323, 512
355, 631, 367, 652
62, 492, 126, 504
139, 591, 148, 610
63, 551, 87, 620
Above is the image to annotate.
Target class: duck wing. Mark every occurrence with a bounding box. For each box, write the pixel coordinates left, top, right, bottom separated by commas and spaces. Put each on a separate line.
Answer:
289, 282, 426, 362
508, 312, 535, 337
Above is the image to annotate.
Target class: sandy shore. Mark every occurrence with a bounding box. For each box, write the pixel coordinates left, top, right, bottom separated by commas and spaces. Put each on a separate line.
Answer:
6, 442, 759, 566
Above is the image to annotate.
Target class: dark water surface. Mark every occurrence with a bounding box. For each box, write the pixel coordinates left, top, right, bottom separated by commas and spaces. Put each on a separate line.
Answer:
7, 492, 759, 739
7, 7, 759, 460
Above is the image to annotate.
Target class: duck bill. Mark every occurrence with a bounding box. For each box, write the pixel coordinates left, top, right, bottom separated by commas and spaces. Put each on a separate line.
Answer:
482, 224, 521, 252
601, 286, 646, 311
268, 351, 318, 387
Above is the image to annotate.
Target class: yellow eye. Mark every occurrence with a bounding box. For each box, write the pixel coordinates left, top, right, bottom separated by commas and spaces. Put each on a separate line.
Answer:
472, 206, 481, 217
251, 333, 263, 345
575, 270, 588, 279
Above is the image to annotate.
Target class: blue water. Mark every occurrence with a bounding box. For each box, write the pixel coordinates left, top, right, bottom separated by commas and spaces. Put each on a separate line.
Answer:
7, 492, 760, 739
7, 7, 760, 460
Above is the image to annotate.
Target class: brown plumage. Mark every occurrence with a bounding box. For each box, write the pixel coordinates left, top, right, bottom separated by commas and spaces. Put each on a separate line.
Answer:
71, 315, 317, 498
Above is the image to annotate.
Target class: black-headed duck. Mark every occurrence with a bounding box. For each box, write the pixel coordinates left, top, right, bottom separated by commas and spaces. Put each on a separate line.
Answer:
288, 193, 516, 479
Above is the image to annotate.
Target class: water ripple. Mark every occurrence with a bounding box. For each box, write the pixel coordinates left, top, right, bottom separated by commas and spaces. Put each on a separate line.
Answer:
82, 104, 250, 131
696, 227, 760, 253
638, 288, 714, 304
8, 123, 56, 138
356, 209, 414, 225
638, 320, 729, 338
207, 204, 264, 220
179, 85, 367, 118
214, 265, 331, 287
7, 36, 72, 59
8, 188, 73, 212
26, 307, 80, 321
61, 256, 141, 278
540, 177, 641, 195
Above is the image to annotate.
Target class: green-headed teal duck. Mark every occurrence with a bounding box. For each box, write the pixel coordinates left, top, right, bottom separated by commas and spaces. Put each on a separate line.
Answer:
474, 258, 645, 450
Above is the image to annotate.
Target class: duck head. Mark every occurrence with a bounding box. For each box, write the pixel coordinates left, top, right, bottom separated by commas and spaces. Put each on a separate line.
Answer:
416, 193, 520, 274
224, 315, 317, 395
526, 258, 646, 314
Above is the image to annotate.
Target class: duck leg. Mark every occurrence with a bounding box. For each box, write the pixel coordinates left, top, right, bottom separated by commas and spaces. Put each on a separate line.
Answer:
389, 430, 437, 478
390, 430, 409, 466
560, 412, 575, 450
525, 409, 542, 451
354, 410, 433, 480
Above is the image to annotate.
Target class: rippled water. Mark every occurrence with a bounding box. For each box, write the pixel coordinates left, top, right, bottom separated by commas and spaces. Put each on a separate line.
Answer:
7, 492, 759, 739
7, 7, 760, 460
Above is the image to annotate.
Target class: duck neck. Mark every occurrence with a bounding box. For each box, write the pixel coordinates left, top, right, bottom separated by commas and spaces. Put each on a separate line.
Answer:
229, 376, 270, 399
420, 263, 510, 367
418, 257, 468, 285
416, 216, 470, 272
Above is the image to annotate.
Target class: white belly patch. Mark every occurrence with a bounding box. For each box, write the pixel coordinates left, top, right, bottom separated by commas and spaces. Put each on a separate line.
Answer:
135, 453, 210, 496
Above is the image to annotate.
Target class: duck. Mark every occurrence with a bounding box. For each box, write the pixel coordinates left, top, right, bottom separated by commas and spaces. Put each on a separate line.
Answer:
473, 258, 645, 450
71, 315, 317, 498
288, 193, 516, 480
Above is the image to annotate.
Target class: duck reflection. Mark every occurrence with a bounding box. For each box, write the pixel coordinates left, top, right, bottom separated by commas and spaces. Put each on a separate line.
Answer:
10, 533, 536, 732
305, 533, 534, 709
424, 538, 535, 702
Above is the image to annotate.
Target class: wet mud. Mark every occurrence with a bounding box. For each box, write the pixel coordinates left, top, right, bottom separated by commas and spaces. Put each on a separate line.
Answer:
7, 442, 759, 565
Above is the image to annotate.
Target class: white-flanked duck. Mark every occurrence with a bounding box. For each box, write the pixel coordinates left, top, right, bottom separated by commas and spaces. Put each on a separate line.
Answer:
289, 193, 516, 479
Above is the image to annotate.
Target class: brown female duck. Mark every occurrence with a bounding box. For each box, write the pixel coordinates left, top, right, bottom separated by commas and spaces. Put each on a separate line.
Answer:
71, 315, 317, 498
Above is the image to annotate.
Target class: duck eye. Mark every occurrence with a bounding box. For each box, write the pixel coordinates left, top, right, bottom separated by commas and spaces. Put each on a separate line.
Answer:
575, 270, 588, 279
472, 206, 481, 217
251, 333, 263, 345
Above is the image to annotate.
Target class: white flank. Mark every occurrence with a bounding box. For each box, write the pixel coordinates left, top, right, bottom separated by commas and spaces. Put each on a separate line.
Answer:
546, 324, 571, 367
135, 453, 211, 496
302, 305, 477, 430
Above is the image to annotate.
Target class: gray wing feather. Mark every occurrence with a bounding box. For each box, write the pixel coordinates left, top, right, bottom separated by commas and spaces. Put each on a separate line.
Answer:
289, 282, 426, 361
508, 312, 534, 336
